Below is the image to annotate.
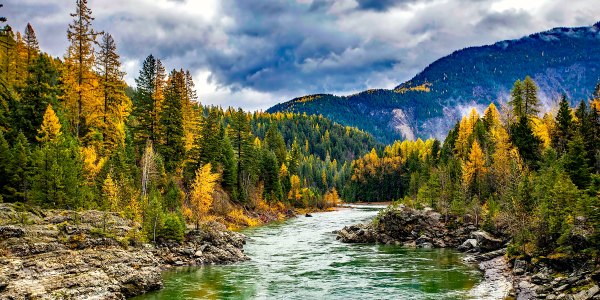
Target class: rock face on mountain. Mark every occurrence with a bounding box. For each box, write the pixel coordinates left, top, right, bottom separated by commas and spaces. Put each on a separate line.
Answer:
0, 204, 248, 300
268, 22, 600, 142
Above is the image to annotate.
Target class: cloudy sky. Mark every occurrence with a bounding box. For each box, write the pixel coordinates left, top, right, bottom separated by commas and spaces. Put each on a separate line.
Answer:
4, 0, 600, 110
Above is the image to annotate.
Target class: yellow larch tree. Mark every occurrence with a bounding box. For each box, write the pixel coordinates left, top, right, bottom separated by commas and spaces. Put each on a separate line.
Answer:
102, 173, 119, 211
64, 0, 103, 142
491, 127, 522, 193
288, 174, 302, 203
483, 103, 501, 129
36, 104, 62, 143
81, 145, 107, 184
187, 163, 220, 228
462, 140, 488, 189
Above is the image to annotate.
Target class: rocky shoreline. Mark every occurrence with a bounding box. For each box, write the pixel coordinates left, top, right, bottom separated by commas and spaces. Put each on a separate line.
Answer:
336, 205, 600, 300
0, 203, 248, 299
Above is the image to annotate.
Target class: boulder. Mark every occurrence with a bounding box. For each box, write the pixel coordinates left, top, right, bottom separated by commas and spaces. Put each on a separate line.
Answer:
573, 285, 599, 300
471, 231, 503, 251
458, 239, 477, 251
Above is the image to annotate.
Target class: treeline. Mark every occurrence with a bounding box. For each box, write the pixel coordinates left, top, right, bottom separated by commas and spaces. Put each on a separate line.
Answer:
350, 76, 600, 259
0, 2, 376, 242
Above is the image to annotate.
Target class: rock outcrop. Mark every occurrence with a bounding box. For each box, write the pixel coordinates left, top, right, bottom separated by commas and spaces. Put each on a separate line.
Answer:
0, 204, 248, 300
336, 205, 491, 250
336, 204, 600, 300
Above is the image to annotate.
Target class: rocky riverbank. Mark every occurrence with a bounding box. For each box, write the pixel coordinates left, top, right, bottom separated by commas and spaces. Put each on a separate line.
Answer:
0, 203, 248, 299
336, 204, 600, 300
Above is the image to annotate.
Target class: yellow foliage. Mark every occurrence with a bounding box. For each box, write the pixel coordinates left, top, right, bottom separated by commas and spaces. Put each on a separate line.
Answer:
188, 163, 220, 226
227, 208, 260, 228
81, 146, 107, 183
288, 175, 302, 201
483, 103, 501, 129
294, 95, 322, 103
102, 174, 119, 211
37, 104, 62, 143
394, 82, 432, 94
323, 188, 340, 208
531, 114, 554, 149
279, 163, 288, 177
462, 140, 487, 185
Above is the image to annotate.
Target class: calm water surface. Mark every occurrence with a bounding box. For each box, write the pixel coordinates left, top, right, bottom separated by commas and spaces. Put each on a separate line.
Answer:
133, 206, 482, 300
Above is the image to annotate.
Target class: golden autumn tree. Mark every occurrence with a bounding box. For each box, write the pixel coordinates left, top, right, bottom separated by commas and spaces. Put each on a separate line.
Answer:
102, 173, 119, 211
36, 104, 61, 143
187, 163, 220, 228
64, 0, 102, 141
491, 127, 522, 194
483, 103, 501, 130
462, 140, 487, 196
288, 174, 302, 203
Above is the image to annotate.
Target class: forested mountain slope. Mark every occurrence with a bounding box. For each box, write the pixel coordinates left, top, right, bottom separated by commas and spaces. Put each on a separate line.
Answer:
268, 22, 600, 143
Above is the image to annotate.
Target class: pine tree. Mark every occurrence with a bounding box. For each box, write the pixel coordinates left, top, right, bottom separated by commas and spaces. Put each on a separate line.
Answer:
0, 131, 11, 198
551, 94, 572, 154
563, 135, 591, 189
37, 104, 61, 143
23, 23, 39, 68
264, 123, 286, 166
510, 117, 542, 169
228, 108, 255, 202
96, 32, 129, 152
159, 69, 185, 171
483, 103, 501, 130
18, 54, 59, 142
523, 76, 540, 117
509, 79, 525, 120
65, 0, 101, 139
5, 132, 30, 202
132, 55, 166, 147
288, 138, 301, 175
261, 150, 282, 203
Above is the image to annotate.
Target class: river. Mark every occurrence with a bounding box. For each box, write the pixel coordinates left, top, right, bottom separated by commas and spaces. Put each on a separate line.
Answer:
133, 205, 483, 299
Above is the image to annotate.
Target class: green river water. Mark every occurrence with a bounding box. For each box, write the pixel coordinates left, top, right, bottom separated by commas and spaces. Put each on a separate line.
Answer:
133, 206, 483, 299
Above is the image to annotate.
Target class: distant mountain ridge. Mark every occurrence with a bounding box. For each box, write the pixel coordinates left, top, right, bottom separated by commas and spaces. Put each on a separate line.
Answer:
267, 22, 600, 143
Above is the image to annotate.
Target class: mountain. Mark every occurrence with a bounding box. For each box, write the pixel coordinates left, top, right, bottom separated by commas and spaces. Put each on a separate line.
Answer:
267, 22, 600, 143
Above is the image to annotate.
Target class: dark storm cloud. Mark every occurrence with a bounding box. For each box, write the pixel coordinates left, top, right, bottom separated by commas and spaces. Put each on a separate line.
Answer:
4, 0, 600, 110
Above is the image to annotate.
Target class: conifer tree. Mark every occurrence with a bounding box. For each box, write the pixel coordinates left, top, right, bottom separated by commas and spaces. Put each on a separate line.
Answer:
5, 132, 30, 202
228, 108, 255, 202
0, 131, 11, 197
509, 79, 525, 120
261, 150, 282, 202
96, 32, 129, 152
18, 54, 59, 142
288, 138, 301, 175
65, 0, 101, 139
23, 23, 38, 67
462, 140, 487, 197
510, 117, 542, 169
37, 104, 61, 143
187, 163, 219, 228
102, 173, 119, 211
159, 69, 185, 171
264, 123, 286, 166
551, 94, 573, 154
522, 76, 540, 117
563, 135, 591, 189
132, 55, 158, 144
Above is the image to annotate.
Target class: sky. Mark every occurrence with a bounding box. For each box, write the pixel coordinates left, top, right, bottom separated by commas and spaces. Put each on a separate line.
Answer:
4, 0, 600, 111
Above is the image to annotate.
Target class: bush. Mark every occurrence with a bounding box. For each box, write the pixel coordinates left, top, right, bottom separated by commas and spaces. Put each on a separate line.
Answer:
160, 212, 185, 243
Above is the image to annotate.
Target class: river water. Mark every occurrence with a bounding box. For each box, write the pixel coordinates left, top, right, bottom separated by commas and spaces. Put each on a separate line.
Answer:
133, 206, 482, 299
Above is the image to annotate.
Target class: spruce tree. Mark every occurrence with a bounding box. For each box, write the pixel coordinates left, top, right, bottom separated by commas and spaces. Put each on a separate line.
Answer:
132, 55, 158, 145
264, 123, 286, 166
23, 23, 38, 67
65, 0, 101, 139
0, 131, 11, 198
5, 132, 30, 202
551, 94, 573, 154
563, 135, 591, 189
261, 149, 282, 203
509, 79, 525, 120
96, 32, 129, 152
159, 69, 185, 171
17, 54, 59, 142
522, 76, 540, 117
510, 117, 542, 169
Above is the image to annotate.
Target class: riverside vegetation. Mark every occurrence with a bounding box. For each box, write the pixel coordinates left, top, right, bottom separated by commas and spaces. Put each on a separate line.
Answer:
0, 1, 599, 299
